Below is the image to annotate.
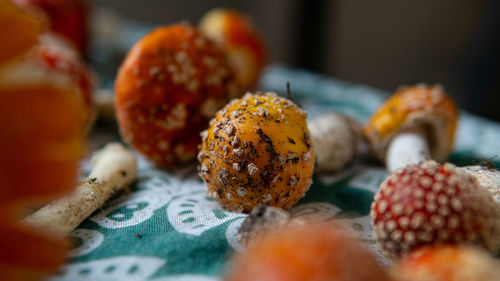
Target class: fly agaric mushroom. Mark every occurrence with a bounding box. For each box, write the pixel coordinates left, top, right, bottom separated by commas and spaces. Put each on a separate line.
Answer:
22, 143, 137, 237
199, 8, 268, 92
0, 32, 94, 133
226, 222, 389, 281
461, 165, 500, 204
198, 92, 314, 213
365, 84, 459, 172
308, 113, 364, 173
115, 24, 239, 168
392, 244, 500, 281
370, 160, 500, 259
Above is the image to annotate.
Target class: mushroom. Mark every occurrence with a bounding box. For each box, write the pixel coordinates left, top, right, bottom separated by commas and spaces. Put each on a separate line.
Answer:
370, 160, 500, 259
460, 165, 500, 204
115, 24, 239, 168
199, 8, 268, 92
21, 143, 138, 237
365, 84, 459, 172
392, 245, 500, 281
0, 32, 95, 134
308, 113, 364, 173
237, 205, 291, 246
198, 92, 314, 213
227, 222, 389, 281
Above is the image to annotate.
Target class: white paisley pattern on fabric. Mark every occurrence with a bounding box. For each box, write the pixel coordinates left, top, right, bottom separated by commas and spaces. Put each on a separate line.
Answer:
167, 191, 246, 236
68, 229, 105, 258
49, 256, 166, 281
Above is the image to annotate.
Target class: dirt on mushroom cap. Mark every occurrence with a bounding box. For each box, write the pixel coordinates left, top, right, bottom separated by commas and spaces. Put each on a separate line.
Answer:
198, 92, 314, 213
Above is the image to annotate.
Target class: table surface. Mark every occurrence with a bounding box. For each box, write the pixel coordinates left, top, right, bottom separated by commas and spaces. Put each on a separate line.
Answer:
48, 65, 500, 281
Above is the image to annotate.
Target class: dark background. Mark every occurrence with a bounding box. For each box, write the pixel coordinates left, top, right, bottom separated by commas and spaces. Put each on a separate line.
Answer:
91, 0, 500, 121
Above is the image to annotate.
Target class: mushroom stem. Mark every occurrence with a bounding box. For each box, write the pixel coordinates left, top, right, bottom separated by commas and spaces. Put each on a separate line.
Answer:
21, 143, 138, 237
386, 130, 430, 172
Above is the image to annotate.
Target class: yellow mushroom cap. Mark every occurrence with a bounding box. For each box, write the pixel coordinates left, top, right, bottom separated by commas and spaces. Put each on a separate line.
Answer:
198, 92, 314, 213
365, 84, 459, 163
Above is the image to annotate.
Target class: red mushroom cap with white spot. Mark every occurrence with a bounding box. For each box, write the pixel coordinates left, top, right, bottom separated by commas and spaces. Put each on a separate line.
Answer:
370, 160, 500, 259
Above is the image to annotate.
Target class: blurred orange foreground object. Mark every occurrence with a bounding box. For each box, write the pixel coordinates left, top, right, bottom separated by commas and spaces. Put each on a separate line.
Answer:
0, 3, 85, 279
0, 0, 42, 65
200, 8, 268, 91
226, 223, 389, 281
0, 222, 68, 281
0, 85, 84, 209
392, 245, 500, 281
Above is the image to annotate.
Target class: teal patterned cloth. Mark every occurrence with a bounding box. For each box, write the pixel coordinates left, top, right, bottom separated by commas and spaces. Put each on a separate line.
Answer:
48, 65, 500, 281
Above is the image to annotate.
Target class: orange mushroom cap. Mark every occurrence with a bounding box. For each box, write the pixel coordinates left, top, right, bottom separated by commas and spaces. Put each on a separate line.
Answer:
199, 8, 268, 92
365, 84, 459, 163
115, 24, 239, 167
198, 92, 314, 213
226, 222, 389, 281
392, 244, 500, 281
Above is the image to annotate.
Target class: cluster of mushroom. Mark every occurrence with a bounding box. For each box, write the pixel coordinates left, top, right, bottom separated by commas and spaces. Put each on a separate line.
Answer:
364, 85, 500, 262
111, 7, 500, 281
219, 85, 500, 281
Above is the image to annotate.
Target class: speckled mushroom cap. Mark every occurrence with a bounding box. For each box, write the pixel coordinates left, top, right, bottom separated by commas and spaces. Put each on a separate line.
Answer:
115, 24, 239, 167
365, 84, 459, 163
198, 92, 314, 213
371, 160, 500, 259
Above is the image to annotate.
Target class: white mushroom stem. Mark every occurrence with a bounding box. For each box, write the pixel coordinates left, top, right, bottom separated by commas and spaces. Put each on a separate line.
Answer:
21, 143, 138, 238
386, 129, 430, 172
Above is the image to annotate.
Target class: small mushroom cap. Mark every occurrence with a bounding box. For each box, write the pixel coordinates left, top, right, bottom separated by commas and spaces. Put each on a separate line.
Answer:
115, 24, 239, 167
0, 33, 94, 134
371, 160, 500, 259
237, 205, 290, 245
199, 8, 268, 91
308, 113, 363, 173
392, 245, 500, 281
226, 222, 389, 281
198, 92, 314, 213
461, 165, 500, 204
365, 84, 458, 163
33, 33, 94, 132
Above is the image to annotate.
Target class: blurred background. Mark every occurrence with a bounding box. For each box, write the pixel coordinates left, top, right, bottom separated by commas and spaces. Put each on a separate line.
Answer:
90, 0, 500, 121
